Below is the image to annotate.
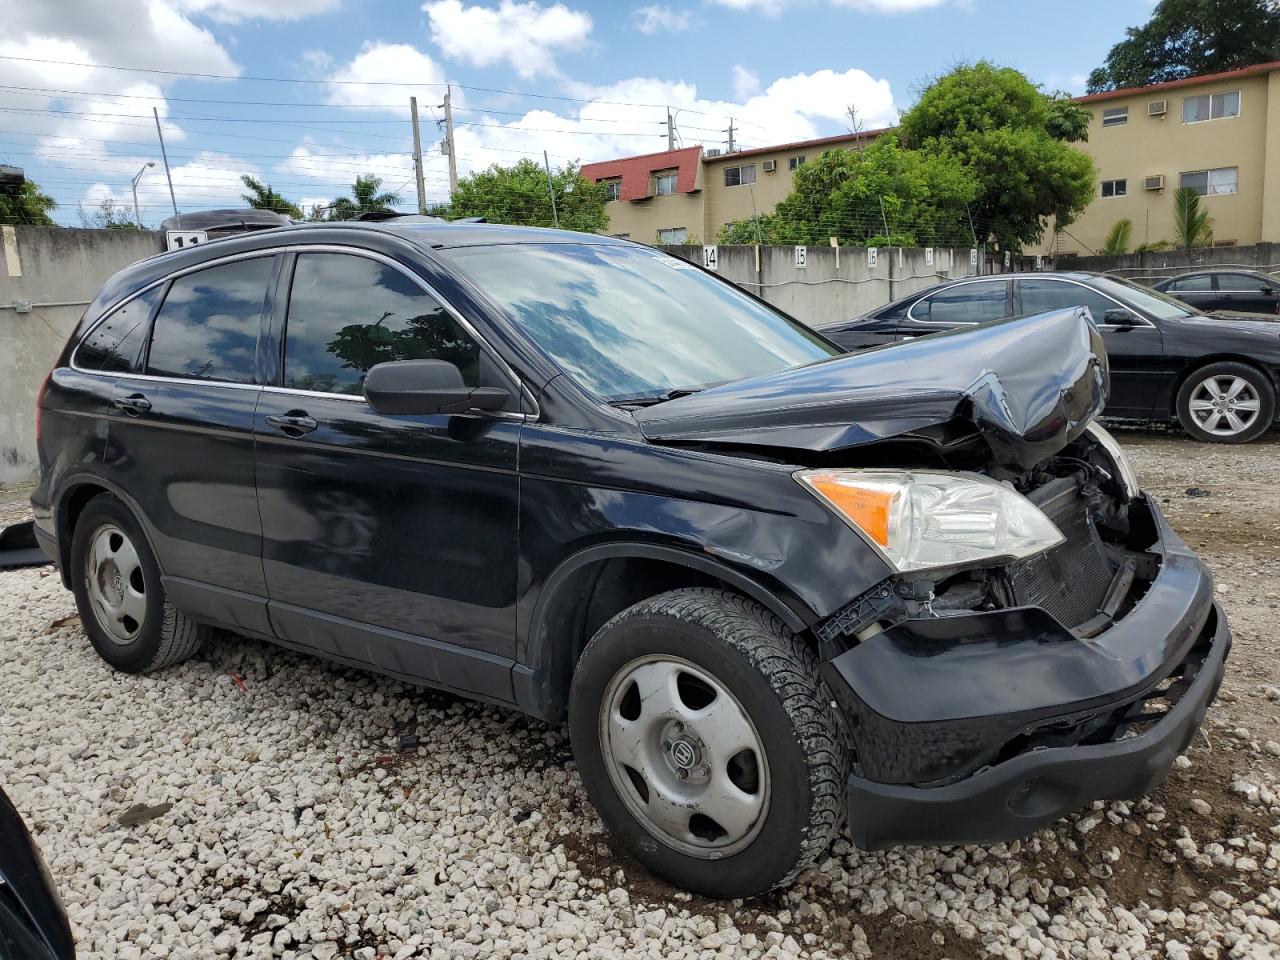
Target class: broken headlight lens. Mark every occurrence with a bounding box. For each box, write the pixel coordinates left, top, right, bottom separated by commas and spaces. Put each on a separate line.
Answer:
795, 469, 1064, 573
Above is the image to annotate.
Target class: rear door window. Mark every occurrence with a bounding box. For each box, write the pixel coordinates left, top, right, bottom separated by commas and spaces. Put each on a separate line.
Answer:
281, 252, 481, 396
75, 286, 163, 373
1017, 278, 1122, 322
1215, 273, 1271, 291
1168, 274, 1212, 291
146, 257, 275, 383
912, 280, 1008, 324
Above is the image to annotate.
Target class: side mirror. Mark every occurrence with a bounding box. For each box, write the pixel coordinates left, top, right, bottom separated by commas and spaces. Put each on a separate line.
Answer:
362, 359, 510, 415
1103, 308, 1135, 327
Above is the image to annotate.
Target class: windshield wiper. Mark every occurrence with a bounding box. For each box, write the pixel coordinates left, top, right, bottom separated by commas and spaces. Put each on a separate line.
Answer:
608, 387, 705, 408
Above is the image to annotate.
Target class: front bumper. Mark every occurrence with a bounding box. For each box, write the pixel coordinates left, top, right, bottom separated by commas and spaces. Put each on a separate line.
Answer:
820, 495, 1230, 850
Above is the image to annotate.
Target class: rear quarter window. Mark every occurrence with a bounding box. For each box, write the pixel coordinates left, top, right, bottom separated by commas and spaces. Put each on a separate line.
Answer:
145, 257, 275, 384
75, 287, 163, 373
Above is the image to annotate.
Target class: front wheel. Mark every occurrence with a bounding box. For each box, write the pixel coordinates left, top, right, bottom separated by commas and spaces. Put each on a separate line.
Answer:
70, 493, 207, 673
1176, 361, 1275, 443
568, 588, 849, 898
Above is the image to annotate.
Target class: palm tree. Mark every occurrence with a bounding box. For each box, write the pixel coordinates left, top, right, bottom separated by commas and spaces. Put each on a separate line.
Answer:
328, 174, 403, 220
1099, 218, 1132, 256
240, 174, 301, 218
0, 177, 56, 225
1173, 187, 1213, 250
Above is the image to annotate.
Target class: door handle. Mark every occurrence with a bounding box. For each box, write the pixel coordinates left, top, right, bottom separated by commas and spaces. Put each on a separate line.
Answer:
265, 412, 318, 436
112, 393, 151, 415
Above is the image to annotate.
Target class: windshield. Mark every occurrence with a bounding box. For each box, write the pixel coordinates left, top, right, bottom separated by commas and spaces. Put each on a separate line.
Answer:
443, 242, 840, 401
1095, 275, 1202, 320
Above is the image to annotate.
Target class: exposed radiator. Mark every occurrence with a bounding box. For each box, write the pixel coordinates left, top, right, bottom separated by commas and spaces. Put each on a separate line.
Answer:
1006, 478, 1114, 629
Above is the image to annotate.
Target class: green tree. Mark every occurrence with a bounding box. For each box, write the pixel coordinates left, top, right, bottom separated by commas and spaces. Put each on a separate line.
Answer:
718, 137, 978, 247
328, 174, 403, 220
898, 61, 1097, 253
1099, 218, 1133, 255
1087, 0, 1280, 93
1173, 187, 1214, 249
78, 196, 138, 229
441, 159, 608, 232
0, 176, 56, 226
240, 174, 302, 218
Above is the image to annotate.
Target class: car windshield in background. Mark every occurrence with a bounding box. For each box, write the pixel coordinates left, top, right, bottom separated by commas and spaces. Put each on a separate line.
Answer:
1099, 276, 1202, 320
443, 243, 840, 402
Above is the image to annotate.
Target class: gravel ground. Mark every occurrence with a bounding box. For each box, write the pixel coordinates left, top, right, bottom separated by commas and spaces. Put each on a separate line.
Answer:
3, 431, 1280, 960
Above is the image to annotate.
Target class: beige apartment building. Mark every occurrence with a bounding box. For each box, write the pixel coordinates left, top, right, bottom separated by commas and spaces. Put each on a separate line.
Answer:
582, 62, 1280, 255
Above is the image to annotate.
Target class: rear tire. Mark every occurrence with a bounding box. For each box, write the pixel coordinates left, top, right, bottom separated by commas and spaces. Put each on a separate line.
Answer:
1176, 361, 1275, 443
70, 493, 207, 673
568, 588, 849, 898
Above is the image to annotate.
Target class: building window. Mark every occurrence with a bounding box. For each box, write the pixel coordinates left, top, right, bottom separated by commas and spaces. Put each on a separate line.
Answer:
788, 156, 805, 170
1183, 90, 1240, 123
723, 164, 757, 187
1101, 107, 1128, 127
603, 180, 621, 202
1214, 239, 1238, 247
611, 233, 631, 240
653, 170, 679, 196
1101, 178, 1127, 198
1180, 166, 1238, 196
657, 227, 687, 244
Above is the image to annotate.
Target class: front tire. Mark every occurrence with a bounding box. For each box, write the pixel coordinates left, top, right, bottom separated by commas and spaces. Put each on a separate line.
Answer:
70, 493, 207, 673
568, 588, 849, 898
1176, 361, 1275, 443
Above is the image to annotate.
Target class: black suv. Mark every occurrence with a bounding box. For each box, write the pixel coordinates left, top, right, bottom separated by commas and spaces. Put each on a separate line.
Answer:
33, 223, 1229, 898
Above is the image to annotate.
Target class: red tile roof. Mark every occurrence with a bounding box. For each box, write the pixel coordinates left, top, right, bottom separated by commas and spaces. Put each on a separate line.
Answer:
1076, 60, 1280, 104
580, 146, 702, 202
700, 128, 891, 163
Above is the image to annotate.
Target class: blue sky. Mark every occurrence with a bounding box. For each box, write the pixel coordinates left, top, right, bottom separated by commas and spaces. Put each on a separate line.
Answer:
2, 0, 1157, 226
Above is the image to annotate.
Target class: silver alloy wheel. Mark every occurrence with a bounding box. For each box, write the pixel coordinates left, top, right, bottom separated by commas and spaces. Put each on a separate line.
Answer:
1188, 374, 1262, 437
84, 523, 146, 645
599, 655, 770, 859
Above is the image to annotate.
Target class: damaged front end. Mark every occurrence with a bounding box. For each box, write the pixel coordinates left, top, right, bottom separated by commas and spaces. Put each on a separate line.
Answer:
640, 306, 1229, 849
813, 426, 1230, 850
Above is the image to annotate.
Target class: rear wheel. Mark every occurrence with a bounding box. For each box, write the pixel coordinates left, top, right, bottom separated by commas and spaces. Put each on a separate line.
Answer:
569, 588, 849, 898
70, 493, 207, 673
1176, 361, 1275, 443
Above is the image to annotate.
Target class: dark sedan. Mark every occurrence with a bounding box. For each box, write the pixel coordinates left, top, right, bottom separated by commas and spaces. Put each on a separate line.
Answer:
817, 271, 1280, 443
1153, 269, 1280, 314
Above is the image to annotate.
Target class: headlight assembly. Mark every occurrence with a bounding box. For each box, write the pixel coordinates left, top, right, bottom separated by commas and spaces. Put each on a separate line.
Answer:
795, 469, 1064, 574
1084, 423, 1140, 499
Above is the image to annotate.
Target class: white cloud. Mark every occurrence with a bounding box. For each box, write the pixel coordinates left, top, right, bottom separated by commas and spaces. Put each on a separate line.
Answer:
631, 5, 692, 33
423, 0, 593, 79
325, 42, 454, 111
732, 64, 760, 100
170, 0, 341, 22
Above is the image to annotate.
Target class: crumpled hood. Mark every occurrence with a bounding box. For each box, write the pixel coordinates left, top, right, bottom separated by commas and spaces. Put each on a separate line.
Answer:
635, 307, 1109, 471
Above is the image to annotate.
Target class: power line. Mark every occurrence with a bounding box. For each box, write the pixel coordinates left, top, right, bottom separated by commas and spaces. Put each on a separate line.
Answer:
0, 53, 772, 129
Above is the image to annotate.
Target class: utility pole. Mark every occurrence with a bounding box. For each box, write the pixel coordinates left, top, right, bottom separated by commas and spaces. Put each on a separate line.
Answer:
726, 118, 735, 153
409, 96, 427, 215
666, 108, 675, 151
153, 107, 179, 225
543, 150, 559, 228
442, 86, 458, 198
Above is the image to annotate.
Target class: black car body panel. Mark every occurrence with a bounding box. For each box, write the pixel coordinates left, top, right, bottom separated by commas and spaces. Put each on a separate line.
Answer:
636, 307, 1107, 471
0, 787, 75, 960
32, 224, 1229, 854
817, 271, 1280, 426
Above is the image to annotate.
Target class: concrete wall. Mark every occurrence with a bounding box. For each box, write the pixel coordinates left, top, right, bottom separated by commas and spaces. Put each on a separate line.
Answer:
1, 226, 165, 482
666, 244, 978, 326
1062, 242, 1280, 285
